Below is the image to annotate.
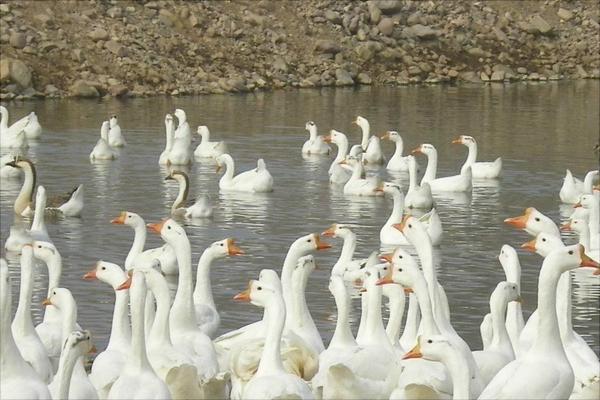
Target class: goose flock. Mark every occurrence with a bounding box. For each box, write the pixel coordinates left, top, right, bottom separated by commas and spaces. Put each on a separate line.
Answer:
0, 105, 599, 400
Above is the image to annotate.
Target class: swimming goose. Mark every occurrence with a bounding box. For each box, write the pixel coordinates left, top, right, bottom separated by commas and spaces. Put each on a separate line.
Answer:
403, 335, 474, 400
194, 125, 228, 158
560, 169, 598, 204
412, 144, 472, 192
90, 121, 118, 161
173, 108, 191, 140
108, 271, 172, 400
451, 135, 502, 179
44, 288, 98, 399
0, 105, 29, 148
0, 259, 52, 400
159, 114, 175, 165
111, 211, 177, 275
5, 157, 84, 217
24, 112, 42, 139
341, 155, 383, 196
562, 219, 599, 261
404, 155, 433, 210
83, 261, 131, 399
11, 245, 53, 383
234, 280, 315, 400
479, 245, 599, 399
302, 121, 330, 155
381, 130, 411, 172
166, 113, 193, 166
5, 185, 51, 252
50, 330, 94, 400
354, 116, 384, 164
322, 223, 369, 281
216, 154, 274, 193
472, 282, 520, 385
165, 170, 213, 218
323, 129, 353, 184
107, 115, 126, 147
194, 238, 244, 338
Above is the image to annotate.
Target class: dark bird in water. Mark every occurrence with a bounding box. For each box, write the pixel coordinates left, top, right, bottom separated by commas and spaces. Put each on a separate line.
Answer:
594, 143, 599, 154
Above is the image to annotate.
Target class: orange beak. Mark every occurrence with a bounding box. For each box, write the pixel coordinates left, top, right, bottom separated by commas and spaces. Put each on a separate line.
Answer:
116, 274, 132, 290
573, 201, 582, 208
521, 238, 537, 252
314, 234, 332, 250
374, 185, 384, 193
42, 298, 52, 306
504, 209, 531, 229
323, 135, 333, 143
411, 146, 423, 155
404, 287, 414, 294
338, 159, 348, 165
352, 118, 358, 125
451, 137, 462, 144
227, 239, 245, 256
215, 164, 223, 173
380, 132, 390, 140
88, 345, 98, 355
402, 341, 423, 360
322, 224, 337, 237
579, 245, 600, 270
82, 266, 98, 281
393, 214, 411, 233
147, 220, 166, 234
359, 287, 367, 293
111, 211, 126, 225
379, 253, 393, 262
233, 282, 252, 302
560, 222, 572, 232
376, 269, 394, 286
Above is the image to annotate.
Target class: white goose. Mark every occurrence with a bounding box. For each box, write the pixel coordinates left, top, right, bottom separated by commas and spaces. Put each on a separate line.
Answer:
110, 211, 177, 275
90, 121, 118, 161
575, 194, 600, 251
322, 224, 368, 282
381, 130, 411, 172
159, 114, 174, 165
354, 116, 384, 164
412, 143, 472, 192
173, 108, 191, 140
5, 157, 84, 217
24, 112, 42, 139
504, 206, 561, 238
562, 219, 599, 261
108, 271, 172, 399
405, 155, 433, 210
107, 115, 126, 147
383, 279, 407, 354
480, 245, 599, 399
216, 154, 274, 193
51, 330, 94, 400
11, 245, 53, 383
0, 105, 29, 148
5, 185, 51, 253
44, 288, 98, 399
324, 129, 353, 184
472, 281, 520, 385
234, 279, 314, 400
166, 113, 192, 166
83, 261, 131, 399
0, 259, 52, 400
302, 121, 330, 155
452, 135, 502, 179
193, 238, 244, 338
341, 154, 383, 196
560, 169, 598, 204
165, 170, 213, 218
194, 125, 227, 158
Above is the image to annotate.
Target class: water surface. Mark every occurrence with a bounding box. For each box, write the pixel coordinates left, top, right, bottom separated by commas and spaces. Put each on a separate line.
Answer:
1, 81, 599, 354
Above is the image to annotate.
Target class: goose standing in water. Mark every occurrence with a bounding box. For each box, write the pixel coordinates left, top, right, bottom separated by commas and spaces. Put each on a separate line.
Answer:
165, 170, 213, 218
5, 157, 84, 217
107, 115, 126, 147
452, 135, 502, 179
354, 116, 384, 164
166, 113, 193, 166
194, 125, 227, 159
404, 155, 433, 210
302, 121, 330, 155
90, 121, 119, 161
0, 105, 29, 148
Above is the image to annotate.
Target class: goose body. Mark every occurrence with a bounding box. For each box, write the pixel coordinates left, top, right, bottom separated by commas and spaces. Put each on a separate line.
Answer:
194, 125, 227, 158
23, 112, 42, 139
159, 114, 174, 165
5, 185, 51, 253
324, 130, 352, 184
452, 135, 502, 179
342, 155, 383, 196
165, 170, 213, 218
107, 115, 126, 147
90, 121, 119, 161
404, 155, 433, 210
354, 116, 384, 164
413, 144, 472, 192
302, 121, 330, 155
216, 154, 273, 193
50, 330, 94, 400
381, 130, 411, 172
560, 170, 598, 204
0, 259, 52, 400
0, 105, 29, 148
167, 117, 193, 166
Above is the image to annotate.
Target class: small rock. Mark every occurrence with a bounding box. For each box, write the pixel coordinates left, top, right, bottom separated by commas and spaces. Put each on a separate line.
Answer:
324, 10, 342, 24
377, 18, 394, 36
357, 72, 372, 84
374, 0, 402, 15
517, 67, 528, 74
69, 80, 100, 97
144, 2, 160, 9
0, 4, 9, 13
557, 8, 574, 21
272, 56, 288, 73
408, 65, 421, 76
367, 1, 382, 24
107, 6, 122, 18
576, 65, 588, 78
335, 68, 354, 86
159, 9, 177, 27
88, 28, 109, 41
403, 24, 438, 39
105, 40, 128, 57
447, 69, 459, 78
459, 71, 482, 83
109, 84, 128, 97
490, 71, 505, 82
44, 84, 59, 95
315, 40, 341, 54
480, 72, 490, 81
9, 32, 26, 48
528, 72, 540, 80
529, 15, 553, 35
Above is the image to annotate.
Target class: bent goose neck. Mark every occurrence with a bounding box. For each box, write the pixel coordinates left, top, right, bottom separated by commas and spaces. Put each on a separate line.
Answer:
193, 251, 215, 309
172, 175, 189, 212
386, 191, 404, 226
15, 161, 36, 215
461, 143, 477, 173
489, 289, 511, 351
334, 136, 349, 162
256, 294, 286, 376
221, 155, 235, 181
126, 223, 147, 270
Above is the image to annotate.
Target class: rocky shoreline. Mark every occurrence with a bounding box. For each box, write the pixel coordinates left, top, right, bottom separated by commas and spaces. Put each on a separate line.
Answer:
1, 0, 599, 100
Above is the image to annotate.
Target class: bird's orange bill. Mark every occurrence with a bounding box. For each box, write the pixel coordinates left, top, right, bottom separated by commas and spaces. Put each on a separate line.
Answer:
560, 222, 572, 232
404, 287, 414, 294
88, 345, 98, 355
520, 239, 537, 252
380, 132, 390, 140
82, 266, 97, 281
573, 201, 582, 208
233, 282, 252, 302
504, 209, 531, 229
323, 135, 333, 143
42, 298, 52, 306
402, 342, 423, 360
227, 239, 244, 256
451, 137, 462, 144
411, 146, 423, 155
393, 214, 411, 232
374, 185, 384, 193
117, 275, 132, 291
322, 224, 337, 237
111, 212, 126, 225
376, 270, 394, 286
579, 245, 600, 270
379, 253, 393, 262
147, 220, 166, 234
315, 235, 332, 250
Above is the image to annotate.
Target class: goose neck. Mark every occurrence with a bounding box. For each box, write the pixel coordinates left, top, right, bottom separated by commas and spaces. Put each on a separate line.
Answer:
408, 160, 418, 190
329, 287, 356, 348
31, 192, 47, 233
363, 281, 389, 347
281, 244, 304, 317
385, 292, 405, 345
339, 231, 357, 262
444, 349, 472, 400
308, 126, 317, 141
147, 274, 173, 348
422, 151, 437, 183
556, 272, 573, 338
12, 252, 35, 336
172, 175, 189, 212
256, 294, 286, 376
220, 155, 235, 181
400, 293, 420, 345
489, 289, 512, 352
126, 222, 147, 270
130, 275, 151, 371
392, 138, 404, 158
333, 136, 349, 162
60, 300, 77, 343
107, 289, 131, 350
165, 121, 174, 151
461, 143, 477, 174
56, 344, 80, 399
360, 124, 370, 150
386, 191, 404, 225
43, 255, 62, 322
15, 161, 36, 215
193, 251, 215, 309
413, 274, 440, 335
356, 291, 369, 343
531, 261, 567, 353
170, 235, 197, 331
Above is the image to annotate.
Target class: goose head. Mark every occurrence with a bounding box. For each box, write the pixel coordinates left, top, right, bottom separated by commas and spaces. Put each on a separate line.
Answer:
411, 143, 437, 157
197, 125, 209, 136
258, 269, 282, 292
62, 330, 95, 357
146, 218, 185, 245
164, 170, 189, 185
504, 207, 559, 237
322, 223, 354, 239
403, 335, 455, 361
100, 120, 110, 136
256, 158, 268, 171
521, 232, 564, 258
83, 260, 128, 290
32, 240, 59, 263
323, 129, 346, 145
290, 233, 332, 256
173, 109, 186, 123
380, 130, 403, 143
206, 238, 245, 259
574, 193, 598, 209
295, 254, 317, 275
392, 214, 428, 245
560, 218, 587, 235
495, 281, 522, 304
42, 287, 75, 310
234, 279, 279, 308
544, 244, 600, 274
305, 121, 316, 131
109, 115, 118, 127
111, 211, 144, 228
451, 135, 476, 147
165, 113, 173, 126
353, 115, 369, 131
377, 247, 419, 290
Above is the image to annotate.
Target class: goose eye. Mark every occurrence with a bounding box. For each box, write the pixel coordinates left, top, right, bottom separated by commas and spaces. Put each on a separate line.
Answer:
383, 267, 387, 270
53, 290, 56, 295
38, 245, 42, 248
307, 239, 312, 243
101, 266, 106, 270
542, 238, 546, 242
128, 215, 131, 219
399, 255, 403, 259
535, 217, 540, 222
427, 339, 433, 344
398, 268, 403, 272
257, 286, 262, 290
220, 243, 224, 246
408, 224, 412, 228
167, 226, 171, 230
568, 250, 573, 255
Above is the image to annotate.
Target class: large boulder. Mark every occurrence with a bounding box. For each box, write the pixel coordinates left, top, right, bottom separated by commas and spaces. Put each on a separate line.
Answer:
529, 15, 553, 35
0, 58, 32, 88
315, 39, 342, 54
373, 0, 402, 15
69, 80, 100, 97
